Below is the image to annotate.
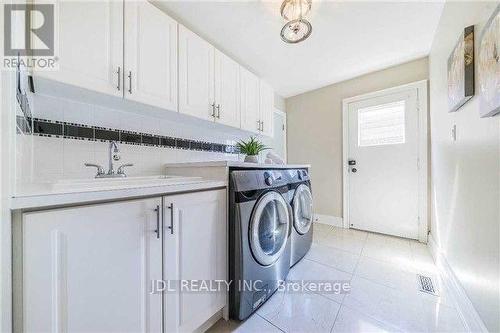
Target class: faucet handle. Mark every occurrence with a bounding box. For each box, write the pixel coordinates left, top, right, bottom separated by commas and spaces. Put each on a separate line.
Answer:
84, 163, 105, 176
117, 163, 134, 175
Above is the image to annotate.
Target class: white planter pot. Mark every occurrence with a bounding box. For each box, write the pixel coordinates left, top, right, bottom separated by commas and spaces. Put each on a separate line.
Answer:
244, 155, 259, 163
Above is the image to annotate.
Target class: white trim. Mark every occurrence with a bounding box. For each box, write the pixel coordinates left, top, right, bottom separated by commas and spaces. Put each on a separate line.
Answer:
342, 80, 428, 242
313, 214, 344, 228
427, 234, 488, 332
273, 108, 287, 163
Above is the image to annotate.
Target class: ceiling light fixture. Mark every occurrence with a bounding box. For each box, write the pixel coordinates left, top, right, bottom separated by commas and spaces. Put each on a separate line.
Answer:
280, 0, 312, 44
280, 0, 311, 21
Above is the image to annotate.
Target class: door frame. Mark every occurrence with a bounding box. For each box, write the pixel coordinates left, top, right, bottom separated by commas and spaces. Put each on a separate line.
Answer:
273, 108, 287, 162
341, 80, 428, 242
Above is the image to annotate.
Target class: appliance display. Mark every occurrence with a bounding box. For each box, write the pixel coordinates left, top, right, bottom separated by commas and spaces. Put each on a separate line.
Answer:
228, 169, 292, 320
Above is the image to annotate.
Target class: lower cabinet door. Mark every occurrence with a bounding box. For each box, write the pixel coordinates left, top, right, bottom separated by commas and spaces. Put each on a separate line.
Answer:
22, 198, 163, 332
163, 189, 226, 332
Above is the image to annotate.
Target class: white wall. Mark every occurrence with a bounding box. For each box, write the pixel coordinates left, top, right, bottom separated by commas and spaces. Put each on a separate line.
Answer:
428, 2, 499, 331
285, 58, 429, 218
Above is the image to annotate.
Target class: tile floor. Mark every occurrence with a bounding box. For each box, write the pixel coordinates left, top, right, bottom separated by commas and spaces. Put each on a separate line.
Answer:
208, 223, 467, 333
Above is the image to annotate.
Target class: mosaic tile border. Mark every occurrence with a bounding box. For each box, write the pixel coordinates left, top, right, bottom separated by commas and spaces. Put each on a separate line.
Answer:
17, 116, 239, 154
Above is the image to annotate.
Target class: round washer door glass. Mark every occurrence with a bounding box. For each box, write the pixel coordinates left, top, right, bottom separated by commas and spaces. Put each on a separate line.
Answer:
249, 191, 290, 266
293, 184, 313, 235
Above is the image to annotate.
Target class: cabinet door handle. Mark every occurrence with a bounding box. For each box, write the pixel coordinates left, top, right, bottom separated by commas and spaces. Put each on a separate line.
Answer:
261, 121, 264, 132
257, 120, 261, 131
127, 71, 132, 94
154, 205, 160, 239
116, 66, 121, 91
211, 102, 216, 118
167, 203, 174, 234
216, 104, 221, 119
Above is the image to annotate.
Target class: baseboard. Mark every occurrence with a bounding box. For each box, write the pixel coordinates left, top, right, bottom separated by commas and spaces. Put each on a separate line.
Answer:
314, 214, 344, 228
427, 233, 488, 332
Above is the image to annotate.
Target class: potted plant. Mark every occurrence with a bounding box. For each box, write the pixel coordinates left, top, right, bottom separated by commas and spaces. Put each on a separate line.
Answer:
236, 137, 270, 163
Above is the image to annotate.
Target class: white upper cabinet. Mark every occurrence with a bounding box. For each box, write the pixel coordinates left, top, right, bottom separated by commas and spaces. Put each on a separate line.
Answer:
21, 198, 163, 332
240, 67, 260, 134
178, 25, 215, 121
34, 0, 123, 97
214, 50, 241, 128
259, 80, 275, 137
164, 190, 226, 332
124, 1, 178, 111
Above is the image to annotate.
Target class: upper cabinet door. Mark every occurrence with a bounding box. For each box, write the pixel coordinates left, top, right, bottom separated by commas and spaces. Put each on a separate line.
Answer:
124, 2, 178, 111
259, 80, 275, 137
178, 25, 215, 121
240, 67, 260, 134
214, 50, 240, 128
34, 0, 123, 97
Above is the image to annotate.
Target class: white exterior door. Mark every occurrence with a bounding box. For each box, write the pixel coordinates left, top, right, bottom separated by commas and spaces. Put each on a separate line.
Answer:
272, 110, 287, 161
178, 25, 215, 121
34, 0, 123, 97
240, 67, 260, 133
124, 1, 178, 111
259, 80, 274, 137
347, 88, 420, 239
163, 190, 226, 333
214, 50, 240, 127
21, 198, 163, 332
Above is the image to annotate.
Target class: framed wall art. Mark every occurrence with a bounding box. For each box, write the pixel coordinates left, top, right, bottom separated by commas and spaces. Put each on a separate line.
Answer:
478, 4, 499, 117
447, 25, 475, 113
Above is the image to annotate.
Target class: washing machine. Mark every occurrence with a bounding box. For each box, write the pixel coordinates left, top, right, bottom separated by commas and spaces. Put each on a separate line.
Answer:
228, 169, 291, 320
287, 169, 314, 267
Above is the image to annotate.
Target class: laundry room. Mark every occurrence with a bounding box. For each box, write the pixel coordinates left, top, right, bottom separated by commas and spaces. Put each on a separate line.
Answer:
0, 1, 499, 333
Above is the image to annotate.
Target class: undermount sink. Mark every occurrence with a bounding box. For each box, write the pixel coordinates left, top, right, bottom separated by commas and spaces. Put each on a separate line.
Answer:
50, 175, 203, 192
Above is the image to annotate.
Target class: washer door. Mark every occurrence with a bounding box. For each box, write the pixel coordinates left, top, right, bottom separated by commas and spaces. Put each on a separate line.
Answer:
293, 184, 313, 235
249, 191, 290, 266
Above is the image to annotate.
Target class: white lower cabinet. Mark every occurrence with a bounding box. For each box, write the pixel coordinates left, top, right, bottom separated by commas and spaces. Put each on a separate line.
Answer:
20, 189, 226, 332
21, 198, 163, 332
164, 189, 227, 332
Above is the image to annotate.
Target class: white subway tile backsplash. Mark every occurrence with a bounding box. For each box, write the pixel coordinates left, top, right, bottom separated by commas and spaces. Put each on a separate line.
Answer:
62, 139, 95, 179
32, 94, 64, 121
62, 98, 94, 126
16, 91, 253, 191
32, 135, 64, 180
94, 105, 122, 129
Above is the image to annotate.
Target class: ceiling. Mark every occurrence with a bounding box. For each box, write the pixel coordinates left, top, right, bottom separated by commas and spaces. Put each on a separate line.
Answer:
154, 1, 445, 98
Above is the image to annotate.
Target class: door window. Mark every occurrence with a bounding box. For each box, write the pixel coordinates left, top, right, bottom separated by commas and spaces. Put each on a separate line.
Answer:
358, 100, 406, 147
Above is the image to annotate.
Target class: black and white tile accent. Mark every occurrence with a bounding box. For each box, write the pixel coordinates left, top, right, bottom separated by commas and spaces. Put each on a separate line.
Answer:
17, 116, 239, 154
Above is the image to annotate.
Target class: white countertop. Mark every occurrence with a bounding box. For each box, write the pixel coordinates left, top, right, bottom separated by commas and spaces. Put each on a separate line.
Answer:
165, 160, 311, 169
11, 177, 226, 210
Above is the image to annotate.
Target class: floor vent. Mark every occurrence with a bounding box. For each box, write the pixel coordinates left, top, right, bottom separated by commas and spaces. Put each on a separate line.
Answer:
417, 274, 438, 296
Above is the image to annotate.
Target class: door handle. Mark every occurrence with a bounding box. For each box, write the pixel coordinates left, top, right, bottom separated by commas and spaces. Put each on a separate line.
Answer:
116, 66, 121, 91
261, 121, 264, 132
211, 102, 216, 118
216, 104, 221, 119
127, 71, 132, 94
257, 120, 261, 131
167, 203, 174, 234
154, 205, 160, 239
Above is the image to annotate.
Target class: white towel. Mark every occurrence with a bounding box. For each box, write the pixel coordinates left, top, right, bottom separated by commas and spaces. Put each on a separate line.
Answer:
266, 152, 284, 164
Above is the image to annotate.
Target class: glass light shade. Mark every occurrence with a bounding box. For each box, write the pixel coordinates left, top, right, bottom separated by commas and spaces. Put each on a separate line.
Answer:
280, 0, 311, 21
280, 19, 312, 44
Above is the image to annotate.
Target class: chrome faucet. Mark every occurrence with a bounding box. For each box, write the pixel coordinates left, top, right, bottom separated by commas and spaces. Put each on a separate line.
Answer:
84, 141, 134, 178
